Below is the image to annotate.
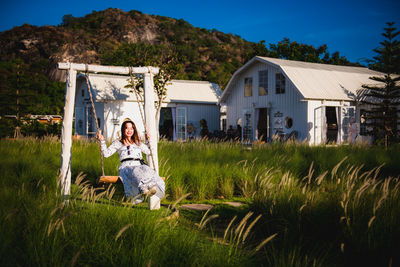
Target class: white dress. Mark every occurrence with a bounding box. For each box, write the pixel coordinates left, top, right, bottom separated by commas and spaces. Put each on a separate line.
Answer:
100, 140, 165, 200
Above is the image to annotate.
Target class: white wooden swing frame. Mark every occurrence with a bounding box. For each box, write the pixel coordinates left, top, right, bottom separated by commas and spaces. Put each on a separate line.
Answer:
58, 62, 160, 199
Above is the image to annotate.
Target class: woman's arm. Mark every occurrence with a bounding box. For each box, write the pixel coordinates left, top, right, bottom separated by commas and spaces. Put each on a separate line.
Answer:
101, 140, 121, 158
97, 132, 121, 158
139, 142, 150, 155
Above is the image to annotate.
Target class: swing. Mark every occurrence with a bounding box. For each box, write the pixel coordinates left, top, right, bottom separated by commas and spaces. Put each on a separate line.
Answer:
82, 65, 157, 185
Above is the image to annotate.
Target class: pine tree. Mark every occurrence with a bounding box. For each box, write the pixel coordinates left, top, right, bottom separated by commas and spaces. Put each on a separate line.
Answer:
361, 22, 400, 146
370, 22, 400, 74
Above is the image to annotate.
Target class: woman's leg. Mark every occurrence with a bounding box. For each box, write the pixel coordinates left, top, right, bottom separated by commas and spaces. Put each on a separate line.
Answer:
131, 165, 165, 199
120, 167, 141, 203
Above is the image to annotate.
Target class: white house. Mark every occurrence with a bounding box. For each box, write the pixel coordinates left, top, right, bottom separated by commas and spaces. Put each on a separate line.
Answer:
74, 73, 221, 141
218, 56, 383, 144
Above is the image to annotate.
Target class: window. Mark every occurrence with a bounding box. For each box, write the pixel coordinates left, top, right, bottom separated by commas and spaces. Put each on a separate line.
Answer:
285, 117, 293, 129
258, 70, 268, 96
276, 73, 285, 94
244, 77, 253, 97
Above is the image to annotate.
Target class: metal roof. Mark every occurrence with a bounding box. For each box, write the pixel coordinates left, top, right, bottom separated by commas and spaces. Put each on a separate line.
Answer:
78, 73, 221, 104
165, 79, 221, 104
219, 56, 384, 103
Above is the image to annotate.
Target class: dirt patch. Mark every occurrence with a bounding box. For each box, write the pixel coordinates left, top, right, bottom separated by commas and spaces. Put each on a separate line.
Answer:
179, 204, 213, 211
224, 202, 244, 207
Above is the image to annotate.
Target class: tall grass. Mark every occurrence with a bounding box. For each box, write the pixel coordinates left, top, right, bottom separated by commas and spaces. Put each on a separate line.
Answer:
159, 140, 400, 200
1, 137, 399, 266
250, 158, 400, 266
0, 138, 255, 266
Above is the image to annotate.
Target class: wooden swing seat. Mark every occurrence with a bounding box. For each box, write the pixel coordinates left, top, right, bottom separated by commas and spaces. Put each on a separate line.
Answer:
97, 176, 166, 184
98, 176, 120, 184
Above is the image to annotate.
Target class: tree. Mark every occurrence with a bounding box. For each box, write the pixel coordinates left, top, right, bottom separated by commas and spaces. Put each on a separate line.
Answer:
268, 38, 351, 65
101, 42, 178, 139
360, 22, 400, 146
0, 60, 33, 137
369, 22, 400, 74
126, 69, 171, 133
0, 59, 65, 137
61, 14, 75, 27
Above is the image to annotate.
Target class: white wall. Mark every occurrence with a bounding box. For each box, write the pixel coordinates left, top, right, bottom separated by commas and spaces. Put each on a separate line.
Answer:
75, 77, 144, 140
225, 61, 307, 141
103, 101, 146, 141
74, 77, 105, 137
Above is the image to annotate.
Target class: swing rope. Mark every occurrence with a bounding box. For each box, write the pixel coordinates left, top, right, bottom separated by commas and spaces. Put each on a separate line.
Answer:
84, 64, 105, 177
128, 66, 156, 171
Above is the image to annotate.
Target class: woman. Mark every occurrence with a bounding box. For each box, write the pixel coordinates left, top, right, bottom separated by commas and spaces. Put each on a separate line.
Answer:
96, 119, 165, 204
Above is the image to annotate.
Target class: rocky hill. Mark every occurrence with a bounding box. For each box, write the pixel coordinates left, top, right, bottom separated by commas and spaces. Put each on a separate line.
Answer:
0, 8, 267, 84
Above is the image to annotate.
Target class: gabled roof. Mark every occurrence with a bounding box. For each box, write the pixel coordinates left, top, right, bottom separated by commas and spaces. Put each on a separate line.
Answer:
219, 56, 383, 103
77, 73, 221, 104
165, 80, 221, 104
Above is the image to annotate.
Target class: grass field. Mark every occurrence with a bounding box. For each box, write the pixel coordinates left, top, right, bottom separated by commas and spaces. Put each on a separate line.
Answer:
1, 137, 399, 266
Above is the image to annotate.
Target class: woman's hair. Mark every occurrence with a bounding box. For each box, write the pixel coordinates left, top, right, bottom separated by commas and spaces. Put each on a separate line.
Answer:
120, 120, 140, 145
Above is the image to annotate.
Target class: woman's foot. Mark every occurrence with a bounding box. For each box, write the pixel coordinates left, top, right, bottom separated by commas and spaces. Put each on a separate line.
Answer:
139, 185, 157, 197
132, 196, 144, 205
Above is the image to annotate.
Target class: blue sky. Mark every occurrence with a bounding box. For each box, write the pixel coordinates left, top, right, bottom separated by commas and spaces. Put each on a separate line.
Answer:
1, 0, 399, 64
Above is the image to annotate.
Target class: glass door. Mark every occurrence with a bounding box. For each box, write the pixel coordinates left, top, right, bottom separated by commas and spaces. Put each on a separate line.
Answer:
242, 109, 253, 144
176, 107, 187, 140
86, 106, 96, 137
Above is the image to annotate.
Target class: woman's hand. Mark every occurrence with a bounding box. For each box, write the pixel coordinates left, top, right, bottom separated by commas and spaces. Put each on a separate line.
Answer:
96, 131, 104, 141
145, 132, 150, 141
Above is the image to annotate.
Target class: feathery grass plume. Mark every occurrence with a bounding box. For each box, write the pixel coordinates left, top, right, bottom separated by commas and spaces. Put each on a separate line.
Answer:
224, 216, 237, 241
368, 216, 376, 228
70, 246, 83, 267
242, 214, 262, 242
220, 211, 269, 261
74, 172, 87, 187
234, 212, 253, 243
315, 171, 328, 185
254, 233, 278, 252
305, 161, 314, 185
105, 184, 116, 202
256, 167, 276, 190
171, 193, 191, 211
195, 208, 219, 230
115, 224, 133, 241
47, 210, 73, 237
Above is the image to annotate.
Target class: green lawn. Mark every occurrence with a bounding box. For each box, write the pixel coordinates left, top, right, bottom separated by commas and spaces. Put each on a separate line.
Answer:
1, 137, 399, 266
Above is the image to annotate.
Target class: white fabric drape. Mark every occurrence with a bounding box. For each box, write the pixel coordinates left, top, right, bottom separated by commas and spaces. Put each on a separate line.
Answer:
336, 107, 341, 144
171, 107, 176, 141
322, 107, 327, 144
254, 108, 260, 141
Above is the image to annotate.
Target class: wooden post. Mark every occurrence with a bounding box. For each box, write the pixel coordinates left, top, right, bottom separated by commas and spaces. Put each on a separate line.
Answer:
58, 63, 158, 76
144, 68, 159, 174
59, 65, 77, 198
